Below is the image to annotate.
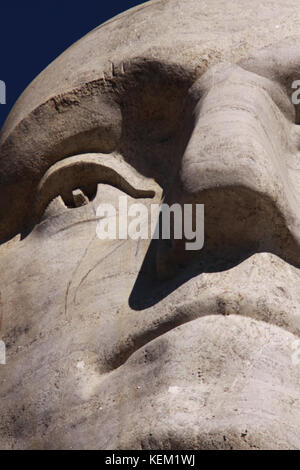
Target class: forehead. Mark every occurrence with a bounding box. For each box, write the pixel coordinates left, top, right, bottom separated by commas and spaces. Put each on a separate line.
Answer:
2, 0, 300, 140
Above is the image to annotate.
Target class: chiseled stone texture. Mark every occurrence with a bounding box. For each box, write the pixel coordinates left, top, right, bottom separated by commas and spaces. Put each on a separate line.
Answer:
1, 0, 300, 449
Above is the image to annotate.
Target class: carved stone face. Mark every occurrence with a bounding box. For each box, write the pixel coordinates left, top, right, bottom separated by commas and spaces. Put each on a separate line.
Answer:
1, 0, 300, 449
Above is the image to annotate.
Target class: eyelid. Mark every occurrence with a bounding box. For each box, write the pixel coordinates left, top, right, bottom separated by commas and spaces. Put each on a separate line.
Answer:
34, 153, 156, 224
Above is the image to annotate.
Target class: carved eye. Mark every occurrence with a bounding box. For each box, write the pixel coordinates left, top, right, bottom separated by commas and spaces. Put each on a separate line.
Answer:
34, 153, 155, 225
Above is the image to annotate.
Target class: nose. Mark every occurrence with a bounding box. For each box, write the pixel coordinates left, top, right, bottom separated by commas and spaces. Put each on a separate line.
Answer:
156, 63, 300, 280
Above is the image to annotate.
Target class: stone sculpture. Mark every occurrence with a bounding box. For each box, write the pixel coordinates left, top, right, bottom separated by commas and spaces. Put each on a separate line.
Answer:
1, 0, 300, 449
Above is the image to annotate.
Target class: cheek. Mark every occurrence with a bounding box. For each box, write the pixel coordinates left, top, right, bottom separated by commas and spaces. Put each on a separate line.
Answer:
0, 185, 158, 365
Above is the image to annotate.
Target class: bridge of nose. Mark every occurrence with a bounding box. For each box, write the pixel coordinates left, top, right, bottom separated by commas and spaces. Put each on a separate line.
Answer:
181, 65, 293, 198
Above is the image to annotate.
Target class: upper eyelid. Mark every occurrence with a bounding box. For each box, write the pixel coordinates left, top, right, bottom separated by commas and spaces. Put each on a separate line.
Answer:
34, 153, 156, 224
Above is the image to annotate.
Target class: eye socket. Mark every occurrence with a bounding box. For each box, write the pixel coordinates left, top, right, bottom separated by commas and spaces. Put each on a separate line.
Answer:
59, 185, 98, 209
34, 153, 156, 225
68, 188, 94, 208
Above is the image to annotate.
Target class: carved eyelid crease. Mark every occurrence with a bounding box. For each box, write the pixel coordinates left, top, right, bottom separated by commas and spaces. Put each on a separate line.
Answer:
34, 153, 156, 224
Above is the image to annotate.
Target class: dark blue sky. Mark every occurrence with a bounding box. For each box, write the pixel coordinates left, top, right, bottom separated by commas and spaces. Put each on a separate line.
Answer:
0, 0, 146, 129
